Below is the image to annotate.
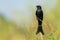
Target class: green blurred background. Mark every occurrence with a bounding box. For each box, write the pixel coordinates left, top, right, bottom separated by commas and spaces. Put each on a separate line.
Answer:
0, 0, 60, 40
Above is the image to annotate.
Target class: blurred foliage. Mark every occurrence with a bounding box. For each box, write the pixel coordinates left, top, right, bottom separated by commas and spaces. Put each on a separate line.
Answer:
0, 0, 60, 40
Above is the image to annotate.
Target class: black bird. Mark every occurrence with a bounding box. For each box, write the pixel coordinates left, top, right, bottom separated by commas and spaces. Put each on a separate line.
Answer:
36, 5, 44, 35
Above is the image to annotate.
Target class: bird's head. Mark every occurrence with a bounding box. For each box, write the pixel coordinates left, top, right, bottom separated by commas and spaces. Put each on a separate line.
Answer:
36, 5, 42, 9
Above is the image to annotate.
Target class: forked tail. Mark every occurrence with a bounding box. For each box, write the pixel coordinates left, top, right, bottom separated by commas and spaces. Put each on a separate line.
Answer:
36, 25, 44, 35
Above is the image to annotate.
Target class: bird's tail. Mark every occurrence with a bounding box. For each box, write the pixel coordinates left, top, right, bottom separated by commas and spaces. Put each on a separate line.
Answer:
36, 25, 44, 35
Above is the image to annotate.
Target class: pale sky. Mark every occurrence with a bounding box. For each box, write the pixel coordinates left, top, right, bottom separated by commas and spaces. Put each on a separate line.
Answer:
0, 0, 57, 26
